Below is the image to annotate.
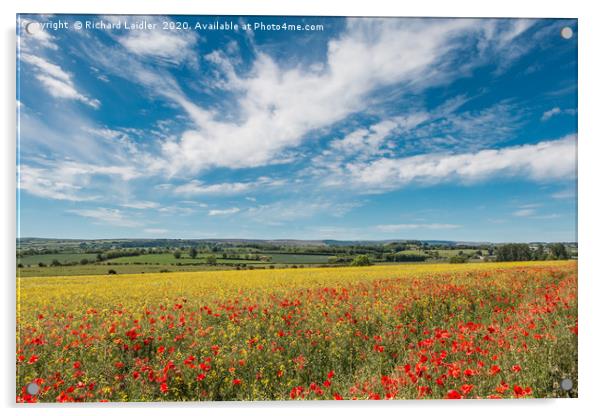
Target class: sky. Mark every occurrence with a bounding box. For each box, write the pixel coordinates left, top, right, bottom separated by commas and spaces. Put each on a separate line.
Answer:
16, 15, 577, 242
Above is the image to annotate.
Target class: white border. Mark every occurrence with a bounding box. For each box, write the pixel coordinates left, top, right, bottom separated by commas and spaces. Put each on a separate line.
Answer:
2, 1, 600, 415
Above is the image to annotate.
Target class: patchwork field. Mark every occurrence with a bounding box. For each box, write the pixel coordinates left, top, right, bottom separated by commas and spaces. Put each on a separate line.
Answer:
16, 261, 577, 402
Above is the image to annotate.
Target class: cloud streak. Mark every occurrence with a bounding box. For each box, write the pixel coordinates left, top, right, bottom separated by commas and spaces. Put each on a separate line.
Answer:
208, 207, 241, 216
376, 223, 461, 232
68, 208, 142, 227
335, 135, 576, 192
20, 53, 100, 108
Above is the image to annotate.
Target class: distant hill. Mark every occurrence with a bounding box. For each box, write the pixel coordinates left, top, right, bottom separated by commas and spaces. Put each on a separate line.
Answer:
17, 237, 577, 248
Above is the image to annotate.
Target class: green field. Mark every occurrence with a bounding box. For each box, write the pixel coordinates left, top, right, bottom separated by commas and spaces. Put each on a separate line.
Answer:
16, 263, 237, 278
106, 253, 266, 265
402, 249, 478, 258
16, 253, 98, 266
264, 253, 333, 264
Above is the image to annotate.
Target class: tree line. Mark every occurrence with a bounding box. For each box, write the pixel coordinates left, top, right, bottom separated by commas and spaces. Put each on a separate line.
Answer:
495, 243, 570, 261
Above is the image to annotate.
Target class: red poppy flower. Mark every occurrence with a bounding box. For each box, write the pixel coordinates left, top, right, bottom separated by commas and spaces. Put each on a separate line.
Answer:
461, 384, 474, 395
446, 390, 463, 399
489, 365, 501, 375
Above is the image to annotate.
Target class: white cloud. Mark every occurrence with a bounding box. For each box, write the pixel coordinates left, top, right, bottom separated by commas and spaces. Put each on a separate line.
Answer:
20, 53, 100, 108
244, 199, 362, 225
541, 107, 577, 121
75, 17, 545, 182
157, 205, 196, 216
18, 161, 140, 201
120, 201, 160, 209
532, 214, 561, 220
174, 180, 254, 195
117, 17, 198, 65
68, 207, 142, 227
512, 207, 562, 220
18, 165, 91, 202
376, 223, 461, 232
513, 208, 536, 217
150, 19, 535, 175
208, 207, 240, 216
144, 228, 168, 234
329, 115, 427, 159
55, 161, 139, 181
551, 189, 576, 200
173, 177, 285, 195
541, 107, 561, 121
155, 183, 173, 191
336, 135, 576, 192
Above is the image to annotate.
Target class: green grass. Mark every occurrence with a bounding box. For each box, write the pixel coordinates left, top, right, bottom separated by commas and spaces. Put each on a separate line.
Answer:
106, 253, 265, 265
401, 249, 478, 258
16, 263, 235, 277
264, 253, 333, 264
106, 252, 332, 265
107, 253, 198, 265
17, 253, 98, 266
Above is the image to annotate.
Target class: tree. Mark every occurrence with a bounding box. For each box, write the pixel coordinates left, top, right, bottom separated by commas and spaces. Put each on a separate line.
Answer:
534, 244, 546, 260
189, 247, 198, 259
393, 253, 428, 262
351, 254, 372, 267
549, 243, 569, 260
449, 256, 467, 264
80, 258, 89, 265
173, 250, 182, 259
206, 254, 217, 265
51, 259, 61, 267
496, 244, 532, 261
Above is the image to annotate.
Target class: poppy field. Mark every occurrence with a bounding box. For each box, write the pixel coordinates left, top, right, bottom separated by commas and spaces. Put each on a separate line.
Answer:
16, 261, 577, 402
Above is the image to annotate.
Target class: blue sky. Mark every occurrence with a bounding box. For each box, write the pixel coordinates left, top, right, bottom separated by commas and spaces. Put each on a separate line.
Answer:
16, 15, 577, 242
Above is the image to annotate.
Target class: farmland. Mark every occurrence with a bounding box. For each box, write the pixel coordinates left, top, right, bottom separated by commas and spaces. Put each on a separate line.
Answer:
16, 238, 577, 278
17, 261, 577, 402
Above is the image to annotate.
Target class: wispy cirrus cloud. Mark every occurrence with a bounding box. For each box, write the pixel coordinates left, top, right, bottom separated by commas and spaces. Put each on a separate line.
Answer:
541, 107, 577, 121
174, 177, 286, 195
18, 165, 92, 202
513, 208, 536, 217
18, 161, 140, 202
68, 207, 142, 227
208, 207, 240, 216
174, 180, 254, 195
551, 189, 576, 200
120, 201, 160, 209
244, 199, 362, 226
20, 53, 100, 108
76, 17, 539, 177
110, 16, 199, 66
375, 223, 461, 232
143, 228, 168, 234
324, 135, 576, 193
